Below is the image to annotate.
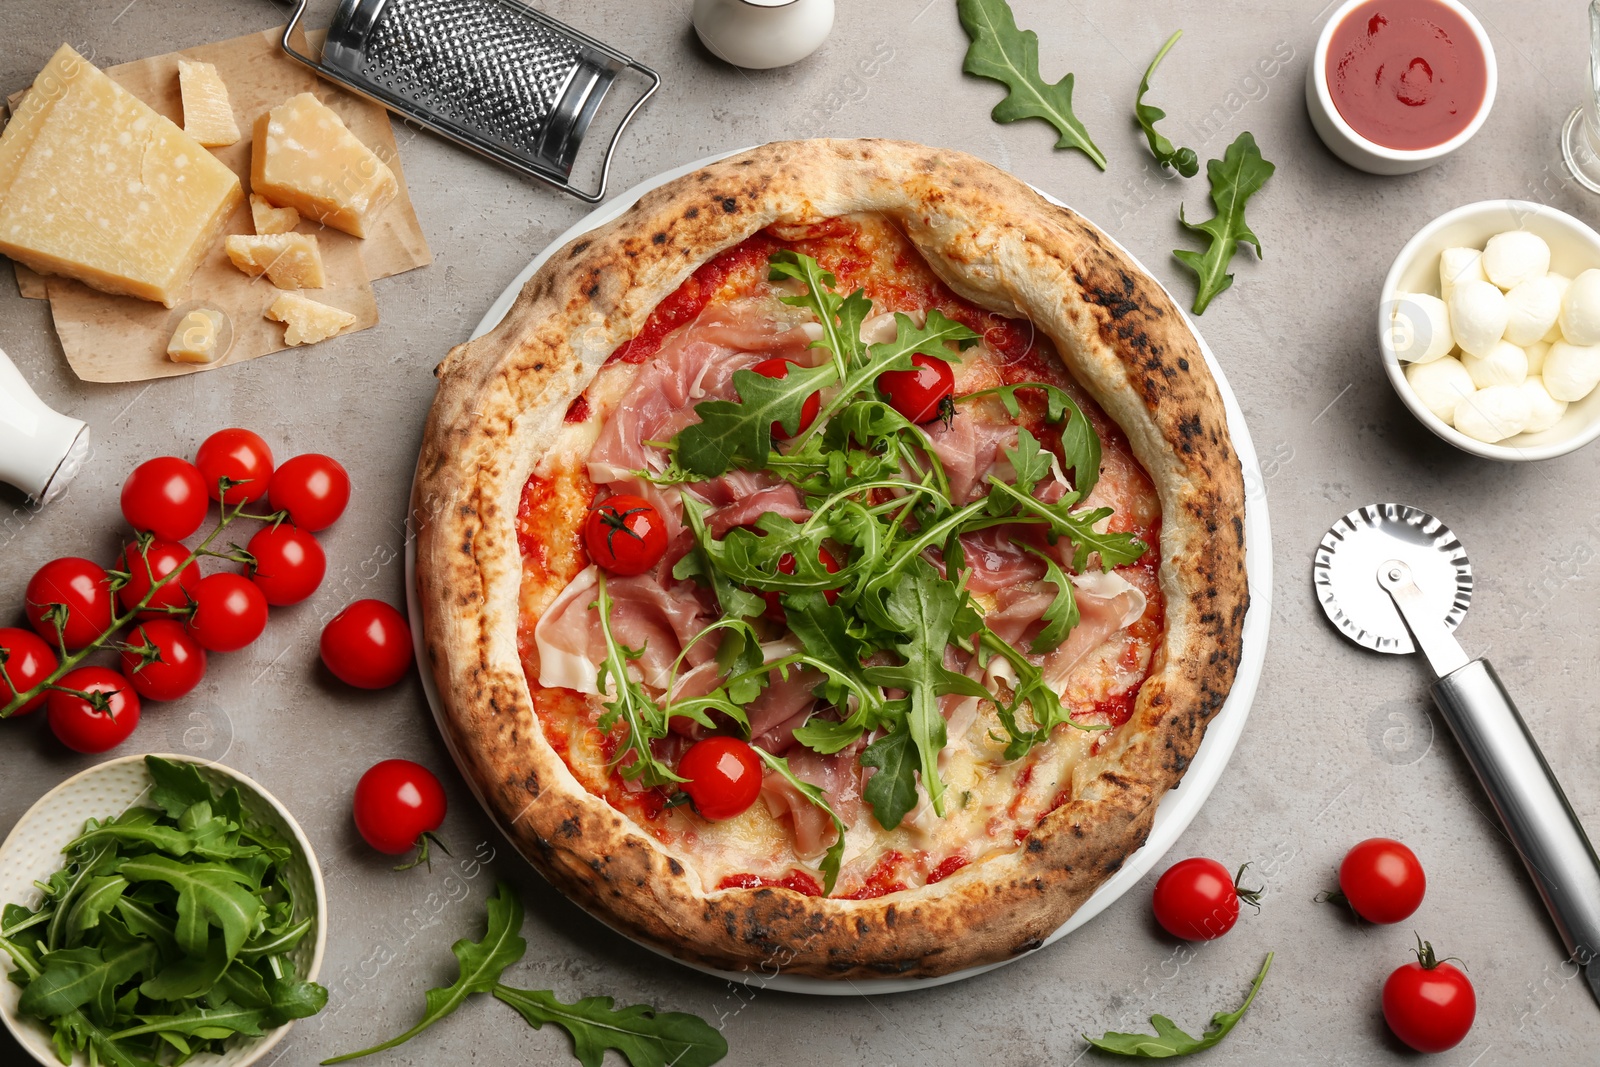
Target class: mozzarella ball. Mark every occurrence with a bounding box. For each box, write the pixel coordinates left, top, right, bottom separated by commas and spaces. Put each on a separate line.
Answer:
1544, 273, 1572, 342
1405, 355, 1476, 423
1453, 385, 1532, 443
1559, 268, 1600, 345
1543, 340, 1600, 401
1449, 280, 1509, 357
1389, 293, 1454, 363
1503, 275, 1564, 346
1462, 340, 1527, 388
1520, 377, 1569, 434
1525, 339, 1550, 375
1439, 247, 1486, 301
1482, 231, 1551, 290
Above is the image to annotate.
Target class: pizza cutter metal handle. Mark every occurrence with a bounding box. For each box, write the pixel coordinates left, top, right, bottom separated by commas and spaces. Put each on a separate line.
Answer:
1380, 560, 1600, 993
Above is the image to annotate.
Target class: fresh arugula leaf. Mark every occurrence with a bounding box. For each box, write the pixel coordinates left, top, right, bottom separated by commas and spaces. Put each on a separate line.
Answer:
44, 837, 118, 951
1025, 548, 1080, 655
959, 381, 1101, 497
1085, 952, 1273, 1057
984, 480, 1144, 571
593, 573, 686, 788
768, 250, 866, 375
673, 361, 837, 478
239, 915, 313, 960
17, 939, 160, 1021
860, 722, 920, 830
112, 897, 179, 961
110, 1005, 266, 1043
977, 628, 1072, 759
492, 986, 728, 1067
752, 748, 847, 895
115, 855, 262, 960
216, 959, 273, 1009
139, 937, 229, 1001
1135, 31, 1198, 177
263, 961, 329, 1027
64, 875, 128, 944
144, 756, 214, 819
321, 881, 528, 1064
2, 901, 51, 946
957, 0, 1106, 168
1004, 427, 1053, 498
675, 494, 768, 623
1173, 131, 1275, 314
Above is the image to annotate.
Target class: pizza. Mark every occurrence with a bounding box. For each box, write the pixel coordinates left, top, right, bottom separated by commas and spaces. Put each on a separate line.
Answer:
414, 139, 1248, 979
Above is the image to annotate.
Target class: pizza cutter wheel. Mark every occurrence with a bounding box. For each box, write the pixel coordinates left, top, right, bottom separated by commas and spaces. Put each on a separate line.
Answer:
1316, 503, 1600, 1008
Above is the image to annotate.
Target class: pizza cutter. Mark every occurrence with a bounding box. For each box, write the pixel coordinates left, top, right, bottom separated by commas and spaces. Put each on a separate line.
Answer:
1315, 503, 1600, 1008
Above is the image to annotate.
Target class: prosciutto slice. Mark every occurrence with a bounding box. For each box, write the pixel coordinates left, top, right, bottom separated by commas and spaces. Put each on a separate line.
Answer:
760, 744, 864, 860
925, 412, 1020, 504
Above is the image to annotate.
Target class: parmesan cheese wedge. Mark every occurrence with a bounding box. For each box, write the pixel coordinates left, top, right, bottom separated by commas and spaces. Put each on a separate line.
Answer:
249, 193, 299, 235
0, 44, 243, 307
266, 292, 356, 346
166, 308, 227, 364
225, 233, 326, 289
177, 59, 240, 147
251, 93, 398, 238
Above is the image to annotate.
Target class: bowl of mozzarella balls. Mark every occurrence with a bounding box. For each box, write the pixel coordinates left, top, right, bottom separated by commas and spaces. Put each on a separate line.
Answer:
1381, 200, 1600, 460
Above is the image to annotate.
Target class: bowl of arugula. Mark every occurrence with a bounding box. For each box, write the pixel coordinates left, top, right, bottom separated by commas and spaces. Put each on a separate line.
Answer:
0, 754, 328, 1067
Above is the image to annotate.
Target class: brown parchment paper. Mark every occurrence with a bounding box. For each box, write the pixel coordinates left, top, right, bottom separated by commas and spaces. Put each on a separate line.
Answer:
3, 26, 432, 383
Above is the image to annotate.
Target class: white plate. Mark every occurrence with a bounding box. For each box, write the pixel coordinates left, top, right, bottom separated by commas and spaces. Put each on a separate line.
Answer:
406, 149, 1272, 995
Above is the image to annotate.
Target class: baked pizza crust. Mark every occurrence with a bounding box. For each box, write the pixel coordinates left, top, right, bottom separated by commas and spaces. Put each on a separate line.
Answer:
414, 139, 1248, 978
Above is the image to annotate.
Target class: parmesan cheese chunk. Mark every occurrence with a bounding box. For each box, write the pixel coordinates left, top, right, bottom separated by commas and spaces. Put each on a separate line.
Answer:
225, 233, 326, 289
177, 59, 240, 147
166, 308, 226, 364
266, 292, 355, 346
249, 193, 299, 235
251, 93, 397, 238
0, 45, 244, 307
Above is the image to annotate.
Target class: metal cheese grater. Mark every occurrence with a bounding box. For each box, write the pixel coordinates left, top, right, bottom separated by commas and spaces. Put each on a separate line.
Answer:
282, 0, 660, 202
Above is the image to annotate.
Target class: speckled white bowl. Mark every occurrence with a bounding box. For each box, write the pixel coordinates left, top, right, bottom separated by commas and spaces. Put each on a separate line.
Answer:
0, 755, 327, 1067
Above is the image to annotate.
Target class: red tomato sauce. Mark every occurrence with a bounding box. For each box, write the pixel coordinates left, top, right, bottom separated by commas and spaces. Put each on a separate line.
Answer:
1326, 0, 1487, 150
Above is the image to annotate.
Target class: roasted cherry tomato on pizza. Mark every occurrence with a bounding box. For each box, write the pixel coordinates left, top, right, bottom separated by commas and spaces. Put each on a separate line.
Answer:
117, 539, 202, 618
678, 737, 763, 820
751, 357, 821, 439
321, 599, 413, 689
762, 546, 843, 622
245, 523, 327, 606
195, 428, 275, 504
268, 453, 351, 531
878, 353, 955, 424
1383, 937, 1476, 1053
0, 627, 59, 715
47, 666, 141, 753
354, 758, 448, 869
120, 456, 210, 541
185, 573, 269, 653
26, 557, 115, 651
1151, 857, 1261, 941
1334, 837, 1426, 924
119, 619, 207, 702
583, 495, 668, 576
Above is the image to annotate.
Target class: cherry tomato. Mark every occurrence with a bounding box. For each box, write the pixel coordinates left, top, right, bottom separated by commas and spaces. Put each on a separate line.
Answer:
25, 558, 115, 651
750, 357, 821, 439
1339, 838, 1426, 924
353, 759, 447, 863
245, 524, 326, 606
878, 353, 955, 424
268, 454, 351, 531
1151, 857, 1259, 940
195, 428, 274, 504
120, 456, 209, 541
321, 600, 413, 689
762, 546, 842, 622
119, 620, 207, 702
0, 627, 59, 715
47, 666, 140, 753
117, 539, 202, 618
583, 495, 668, 576
678, 736, 763, 820
1383, 938, 1476, 1053
185, 573, 268, 653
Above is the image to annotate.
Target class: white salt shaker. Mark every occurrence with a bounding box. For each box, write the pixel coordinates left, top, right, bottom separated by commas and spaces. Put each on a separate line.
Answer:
692, 0, 835, 70
0, 347, 89, 506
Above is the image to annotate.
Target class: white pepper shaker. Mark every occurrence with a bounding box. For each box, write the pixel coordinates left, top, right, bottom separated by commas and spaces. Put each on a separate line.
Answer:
0, 347, 89, 506
692, 0, 835, 70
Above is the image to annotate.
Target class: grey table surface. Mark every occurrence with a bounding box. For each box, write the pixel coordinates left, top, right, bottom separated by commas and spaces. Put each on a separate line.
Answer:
2, 0, 1598, 1063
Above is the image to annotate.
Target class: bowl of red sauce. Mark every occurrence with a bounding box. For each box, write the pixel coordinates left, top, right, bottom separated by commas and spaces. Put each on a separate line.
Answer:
1307, 0, 1496, 174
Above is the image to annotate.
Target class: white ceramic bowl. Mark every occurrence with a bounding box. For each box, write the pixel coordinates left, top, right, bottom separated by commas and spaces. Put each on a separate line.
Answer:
1306, 0, 1496, 175
1380, 200, 1600, 461
0, 755, 327, 1067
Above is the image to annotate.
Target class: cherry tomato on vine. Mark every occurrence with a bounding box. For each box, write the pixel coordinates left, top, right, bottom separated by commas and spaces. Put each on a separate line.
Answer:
119, 620, 207, 702
1382, 938, 1476, 1053
321, 600, 413, 689
268, 454, 350, 531
1151, 857, 1261, 941
184, 573, 268, 653
245, 524, 326, 606
47, 666, 140, 753
0, 627, 59, 715
678, 736, 763, 820
117, 539, 202, 618
195, 428, 274, 504
750, 357, 821, 439
120, 456, 210, 541
583, 495, 668, 576
1338, 838, 1426, 924
354, 759, 447, 868
762, 546, 843, 622
878, 353, 955, 424
26, 557, 115, 651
